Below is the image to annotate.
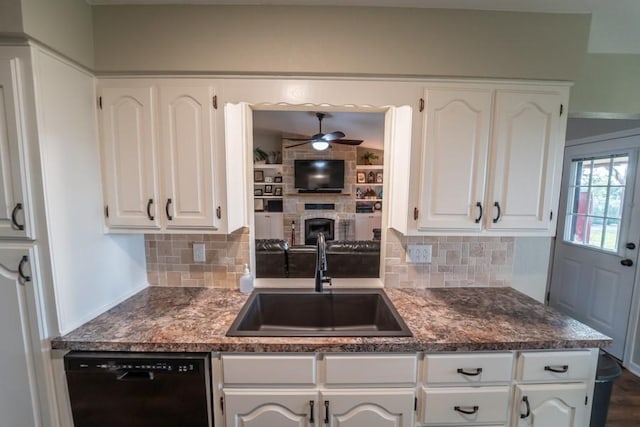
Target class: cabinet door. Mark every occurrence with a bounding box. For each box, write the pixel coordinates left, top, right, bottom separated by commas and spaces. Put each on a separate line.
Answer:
0, 57, 31, 238
224, 389, 317, 427
255, 213, 283, 240
322, 389, 415, 427
486, 90, 564, 232
514, 383, 588, 427
159, 85, 217, 229
0, 248, 42, 426
355, 214, 381, 240
100, 86, 160, 229
417, 87, 492, 231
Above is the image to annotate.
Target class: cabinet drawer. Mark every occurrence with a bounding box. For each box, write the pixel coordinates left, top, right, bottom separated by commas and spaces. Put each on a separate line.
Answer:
517, 351, 594, 382
324, 354, 417, 385
222, 354, 316, 385
423, 353, 513, 384
420, 386, 510, 425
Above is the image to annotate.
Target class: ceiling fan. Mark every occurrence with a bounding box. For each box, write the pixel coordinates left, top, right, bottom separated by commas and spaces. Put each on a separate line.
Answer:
284, 112, 364, 151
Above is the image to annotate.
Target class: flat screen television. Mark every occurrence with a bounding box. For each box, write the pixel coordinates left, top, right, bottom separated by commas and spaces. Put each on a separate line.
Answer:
294, 159, 345, 192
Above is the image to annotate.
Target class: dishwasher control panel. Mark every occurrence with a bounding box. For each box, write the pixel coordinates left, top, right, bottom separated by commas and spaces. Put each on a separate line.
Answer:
64, 352, 205, 374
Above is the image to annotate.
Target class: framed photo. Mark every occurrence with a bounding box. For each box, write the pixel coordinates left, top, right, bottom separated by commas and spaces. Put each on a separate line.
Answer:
274, 187, 282, 196
376, 172, 383, 183
274, 175, 283, 183
357, 172, 366, 183
264, 176, 273, 183
254, 198, 264, 211
254, 188, 263, 196
254, 170, 264, 182
264, 185, 273, 194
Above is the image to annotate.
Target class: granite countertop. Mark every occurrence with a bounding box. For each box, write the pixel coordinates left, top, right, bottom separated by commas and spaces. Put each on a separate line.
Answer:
51, 287, 611, 353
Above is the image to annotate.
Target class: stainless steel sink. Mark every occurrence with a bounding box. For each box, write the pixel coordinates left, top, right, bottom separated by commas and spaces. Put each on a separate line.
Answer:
226, 288, 412, 337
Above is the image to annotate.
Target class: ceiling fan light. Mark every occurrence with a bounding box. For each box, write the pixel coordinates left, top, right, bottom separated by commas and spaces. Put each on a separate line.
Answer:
311, 141, 330, 151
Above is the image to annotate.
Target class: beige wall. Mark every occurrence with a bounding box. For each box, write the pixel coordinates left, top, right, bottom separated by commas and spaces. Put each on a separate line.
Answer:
570, 53, 640, 116
0, 1, 23, 34
93, 5, 589, 81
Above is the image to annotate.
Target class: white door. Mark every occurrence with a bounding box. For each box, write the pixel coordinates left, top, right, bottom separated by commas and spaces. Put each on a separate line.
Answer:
514, 383, 588, 427
487, 90, 564, 232
160, 85, 218, 229
0, 248, 42, 426
224, 390, 317, 427
0, 57, 31, 238
417, 87, 492, 231
322, 389, 415, 427
100, 86, 160, 229
549, 142, 640, 359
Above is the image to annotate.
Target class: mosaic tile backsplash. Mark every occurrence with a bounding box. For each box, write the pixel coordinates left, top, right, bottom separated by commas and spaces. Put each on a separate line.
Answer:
145, 229, 513, 289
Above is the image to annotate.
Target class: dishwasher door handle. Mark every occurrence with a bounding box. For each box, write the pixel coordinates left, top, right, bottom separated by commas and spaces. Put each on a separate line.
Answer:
116, 371, 155, 381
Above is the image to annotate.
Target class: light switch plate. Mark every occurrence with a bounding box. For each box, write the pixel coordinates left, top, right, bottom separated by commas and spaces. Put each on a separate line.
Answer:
193, 243, 206, 262
406, 244, 432, 264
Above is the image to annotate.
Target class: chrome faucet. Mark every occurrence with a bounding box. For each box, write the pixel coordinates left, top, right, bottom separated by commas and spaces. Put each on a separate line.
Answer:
315, 232, 332, 292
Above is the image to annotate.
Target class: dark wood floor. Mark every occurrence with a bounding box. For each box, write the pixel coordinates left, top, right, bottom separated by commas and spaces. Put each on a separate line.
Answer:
607, 367, 640, 426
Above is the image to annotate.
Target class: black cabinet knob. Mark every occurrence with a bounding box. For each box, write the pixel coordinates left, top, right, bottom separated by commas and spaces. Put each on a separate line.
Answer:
626, 242, 636, 250
621, 259, 634, 267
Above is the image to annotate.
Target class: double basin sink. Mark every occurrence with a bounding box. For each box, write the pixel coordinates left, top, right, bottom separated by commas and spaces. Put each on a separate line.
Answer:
226, 288, 412, 337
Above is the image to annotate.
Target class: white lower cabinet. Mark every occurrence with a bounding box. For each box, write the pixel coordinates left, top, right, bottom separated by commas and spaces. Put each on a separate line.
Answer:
223, 389, 317, 427
217, 350, 598, 427
513, 383, 588, 427
322, 389, 415, 427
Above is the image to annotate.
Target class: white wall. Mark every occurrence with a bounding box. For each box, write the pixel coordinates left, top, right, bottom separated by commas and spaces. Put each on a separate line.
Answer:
33, 47, 147, 334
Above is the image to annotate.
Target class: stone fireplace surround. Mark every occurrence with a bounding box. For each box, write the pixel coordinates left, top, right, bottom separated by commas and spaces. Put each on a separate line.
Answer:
302, 213, 337, 245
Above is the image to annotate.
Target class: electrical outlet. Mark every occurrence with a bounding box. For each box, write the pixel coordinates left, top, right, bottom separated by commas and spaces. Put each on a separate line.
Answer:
406, 244, 432, 264
193, 243, 206, 263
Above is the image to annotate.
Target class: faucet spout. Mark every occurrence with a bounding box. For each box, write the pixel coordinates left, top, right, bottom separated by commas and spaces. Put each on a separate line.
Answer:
315, 233, 331, 292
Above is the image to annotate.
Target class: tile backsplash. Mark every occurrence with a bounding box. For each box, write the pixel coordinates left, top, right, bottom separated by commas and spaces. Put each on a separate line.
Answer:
145, 229, 513, 289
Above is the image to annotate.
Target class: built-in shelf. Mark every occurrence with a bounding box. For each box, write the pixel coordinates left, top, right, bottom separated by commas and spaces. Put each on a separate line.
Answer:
253, 163, 283, 169
355, 165, 384, 169
357, 198, 383, 202
356, 183, 383, 186
286, 193, 352, 197
254, 196, 283, 199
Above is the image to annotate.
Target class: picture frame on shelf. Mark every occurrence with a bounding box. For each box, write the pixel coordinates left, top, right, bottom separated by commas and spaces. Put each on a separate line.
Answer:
265, 176, 273, 183
376, 172, 383, 183
254, 199, 264, 211
274, 175, 283, 183
357, 172, 366, 183
264, 185, 273, 194
254, 188, 263, 196
274, 187, 282, 196
254, 170, 264, 182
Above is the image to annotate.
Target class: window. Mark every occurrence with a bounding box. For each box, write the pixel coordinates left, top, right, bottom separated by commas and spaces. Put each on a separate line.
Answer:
563, 154, 629, 252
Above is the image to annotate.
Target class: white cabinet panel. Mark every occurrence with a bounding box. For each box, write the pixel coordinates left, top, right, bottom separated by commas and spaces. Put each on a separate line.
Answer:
0, 57, 32, 238
322, 389, 415, 427
160, 85, 217, 229
487, 90, 563, 232
513, 383, 588, 427
418, 87, 492, 231
421, 386, 510, 425
224, 389, 317, 427
222, 354, 316, 385
324, 354, 417, 385
423, 353, 513, 384
517, 351, 593, 382
100, 86, 160, 229
0, 248, 41, 426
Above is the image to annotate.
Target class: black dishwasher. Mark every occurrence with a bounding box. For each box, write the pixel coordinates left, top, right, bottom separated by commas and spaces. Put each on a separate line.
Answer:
64, 352, 212, 427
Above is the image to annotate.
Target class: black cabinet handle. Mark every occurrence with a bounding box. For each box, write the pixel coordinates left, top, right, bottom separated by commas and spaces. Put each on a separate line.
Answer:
621, 259, 634, 267
146, 198, 154, 221
493, 202, 501, 223
216, 206, 222, 219
414, 207, 419, 221
18, 255, 31, 284
474, 202, 483, 224
11, 203, 24, 231
520, 396, 531, 419
626, 242, 636, 250
457, 367, 483, 376
454, 405, 479, 415
165, 198, 173, 221
324, 400, 329, 424
544, 364, 569, 373
309, 400, 314, 424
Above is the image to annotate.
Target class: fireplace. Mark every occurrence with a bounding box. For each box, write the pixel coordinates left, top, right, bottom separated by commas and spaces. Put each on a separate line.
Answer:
304, 218, 335, 245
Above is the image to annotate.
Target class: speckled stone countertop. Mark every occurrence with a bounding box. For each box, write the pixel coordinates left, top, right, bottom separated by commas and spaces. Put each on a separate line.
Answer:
51, 287, 611, 353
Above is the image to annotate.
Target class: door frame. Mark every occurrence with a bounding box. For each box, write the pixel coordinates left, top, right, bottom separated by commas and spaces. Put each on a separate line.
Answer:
551, 127, 640, 375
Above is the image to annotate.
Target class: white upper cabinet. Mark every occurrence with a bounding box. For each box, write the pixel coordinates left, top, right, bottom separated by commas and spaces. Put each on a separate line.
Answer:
100, 86, 160, 229
99, 80, 223, 232
0, 57, 32, 239
159, 86, 217, 229
418, 86, 492, 231
486, 89, 564, 232
415, 83, 568, 236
